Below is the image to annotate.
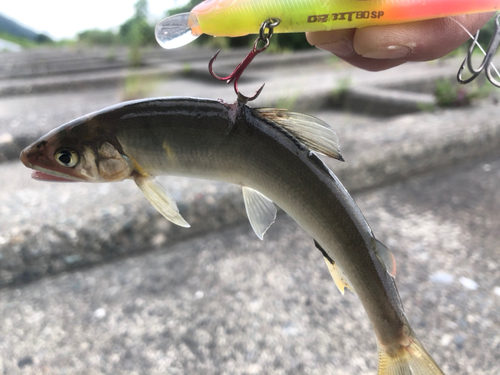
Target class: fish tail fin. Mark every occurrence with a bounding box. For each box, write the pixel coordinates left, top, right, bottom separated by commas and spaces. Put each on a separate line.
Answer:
377, 327, 444, 375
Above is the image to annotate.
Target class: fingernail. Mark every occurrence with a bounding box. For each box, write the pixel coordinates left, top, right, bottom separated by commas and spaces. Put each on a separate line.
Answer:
361, 45, 411, 59
316, 38, 354, 58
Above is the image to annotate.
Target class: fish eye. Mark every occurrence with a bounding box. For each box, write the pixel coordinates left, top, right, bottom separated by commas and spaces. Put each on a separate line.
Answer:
54, 148, 79, 167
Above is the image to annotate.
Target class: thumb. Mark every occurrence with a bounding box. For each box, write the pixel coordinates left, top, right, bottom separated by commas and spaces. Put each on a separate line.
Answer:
307, 13, 495, 71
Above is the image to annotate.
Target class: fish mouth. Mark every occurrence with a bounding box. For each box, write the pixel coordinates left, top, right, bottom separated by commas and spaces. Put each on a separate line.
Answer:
28, 164, 82, 182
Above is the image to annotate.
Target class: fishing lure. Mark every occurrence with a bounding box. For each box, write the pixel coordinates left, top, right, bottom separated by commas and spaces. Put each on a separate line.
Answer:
157, 1, 500, 88
155, 0, 500, 49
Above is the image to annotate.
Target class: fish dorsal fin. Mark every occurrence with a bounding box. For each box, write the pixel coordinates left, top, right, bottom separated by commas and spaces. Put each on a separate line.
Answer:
314, 240, 354, 295
374, 239, 396, 278
242, 186, 276, 240
135, 176, 190, 228
253, 108, 344, 161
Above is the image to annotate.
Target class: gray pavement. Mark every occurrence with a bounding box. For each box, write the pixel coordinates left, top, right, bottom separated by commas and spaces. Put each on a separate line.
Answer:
1, 46, 500, 374
0, 153, 499, 374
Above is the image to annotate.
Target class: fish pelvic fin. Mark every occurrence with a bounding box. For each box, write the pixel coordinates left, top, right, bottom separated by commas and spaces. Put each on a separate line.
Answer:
135, 176, 190, 228
253, 108, 344, 161
378, 325, 444, 375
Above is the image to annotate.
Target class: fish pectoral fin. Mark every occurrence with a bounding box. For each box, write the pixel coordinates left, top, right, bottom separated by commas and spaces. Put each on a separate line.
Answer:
374, 239, 397, 278
323, 257, 353, 295
135, 176, 190, 228
242, 186, 276, 240
253, 108, 343, 161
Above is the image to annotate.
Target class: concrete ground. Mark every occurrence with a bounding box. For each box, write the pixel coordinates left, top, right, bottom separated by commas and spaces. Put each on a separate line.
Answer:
1, 154, 499, 374
1, 46, 499, 374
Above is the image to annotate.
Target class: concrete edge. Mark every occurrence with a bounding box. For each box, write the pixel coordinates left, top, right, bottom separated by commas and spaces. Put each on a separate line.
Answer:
0, 185, 248, 288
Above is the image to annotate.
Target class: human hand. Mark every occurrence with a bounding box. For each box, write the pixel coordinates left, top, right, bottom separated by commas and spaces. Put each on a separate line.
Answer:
306, 13, 495, 71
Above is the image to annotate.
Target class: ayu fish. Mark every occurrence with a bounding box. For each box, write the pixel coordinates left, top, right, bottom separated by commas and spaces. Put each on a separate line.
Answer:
20, 97, 444, 375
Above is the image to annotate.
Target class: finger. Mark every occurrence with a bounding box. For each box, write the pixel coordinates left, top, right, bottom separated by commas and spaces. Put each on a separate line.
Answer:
306, 28, 357, 58
306, 13, 496, 72
306, 28, 408, 71
353, 13, 495, 62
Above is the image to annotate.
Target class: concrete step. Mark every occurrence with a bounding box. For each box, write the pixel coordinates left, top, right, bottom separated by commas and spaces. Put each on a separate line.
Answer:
0, 46, 217, 79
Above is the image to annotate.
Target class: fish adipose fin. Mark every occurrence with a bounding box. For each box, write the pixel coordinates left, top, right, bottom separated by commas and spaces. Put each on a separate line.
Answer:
242, 186, 276, 240
374, 239, 397, 278
253, 108, 344, 161
135, 176, 190, 228
314, 240, 354, 295
378, 320, 445, 375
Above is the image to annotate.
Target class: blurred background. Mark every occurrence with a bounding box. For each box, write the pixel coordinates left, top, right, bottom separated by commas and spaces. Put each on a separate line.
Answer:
0, 1, 499, 374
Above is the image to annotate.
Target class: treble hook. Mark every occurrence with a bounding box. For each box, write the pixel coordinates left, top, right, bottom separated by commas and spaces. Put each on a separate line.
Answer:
209, 18, 281, 103
457, 13, 500, 88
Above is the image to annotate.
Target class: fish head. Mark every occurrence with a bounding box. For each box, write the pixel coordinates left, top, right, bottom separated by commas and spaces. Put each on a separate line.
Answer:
20, 114, 134, 183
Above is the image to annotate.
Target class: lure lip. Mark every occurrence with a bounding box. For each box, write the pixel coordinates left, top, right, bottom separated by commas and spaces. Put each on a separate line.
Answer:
155, 12, 201, 49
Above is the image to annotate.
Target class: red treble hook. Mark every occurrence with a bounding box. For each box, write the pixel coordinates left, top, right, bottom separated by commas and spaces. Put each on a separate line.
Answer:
208, 18, 280, 103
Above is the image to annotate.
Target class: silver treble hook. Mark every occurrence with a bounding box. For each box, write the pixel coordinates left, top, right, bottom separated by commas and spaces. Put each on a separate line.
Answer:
457, 13, 500, 88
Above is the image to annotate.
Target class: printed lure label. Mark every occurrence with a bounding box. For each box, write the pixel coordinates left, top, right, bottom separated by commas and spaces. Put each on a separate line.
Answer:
307, 11, 385, 23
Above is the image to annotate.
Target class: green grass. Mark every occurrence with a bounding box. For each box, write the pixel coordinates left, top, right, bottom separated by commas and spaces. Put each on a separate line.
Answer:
331, 76, 351, 102
274, 93, 300, 110
434, 78, 492, 107
121, 72, 157, 101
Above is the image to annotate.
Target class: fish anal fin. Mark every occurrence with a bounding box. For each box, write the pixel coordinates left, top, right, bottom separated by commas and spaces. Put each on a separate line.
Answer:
242, 186, 276, 240
323, 257, 353, 295
315, 240, 354, 295
135, 176, 190, 228
253, 108, 343, 161
374, 239, 396, 278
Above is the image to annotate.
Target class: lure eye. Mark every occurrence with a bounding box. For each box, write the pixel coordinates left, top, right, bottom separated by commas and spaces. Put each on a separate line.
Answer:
54, 148, 79, 167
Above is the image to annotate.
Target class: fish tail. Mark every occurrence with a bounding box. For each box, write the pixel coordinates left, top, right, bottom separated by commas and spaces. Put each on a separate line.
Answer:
377, 327, 444, 375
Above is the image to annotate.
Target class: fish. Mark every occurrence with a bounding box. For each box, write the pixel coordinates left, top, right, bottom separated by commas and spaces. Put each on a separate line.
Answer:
20, 97, 444, 374
155, 0, 499, 49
